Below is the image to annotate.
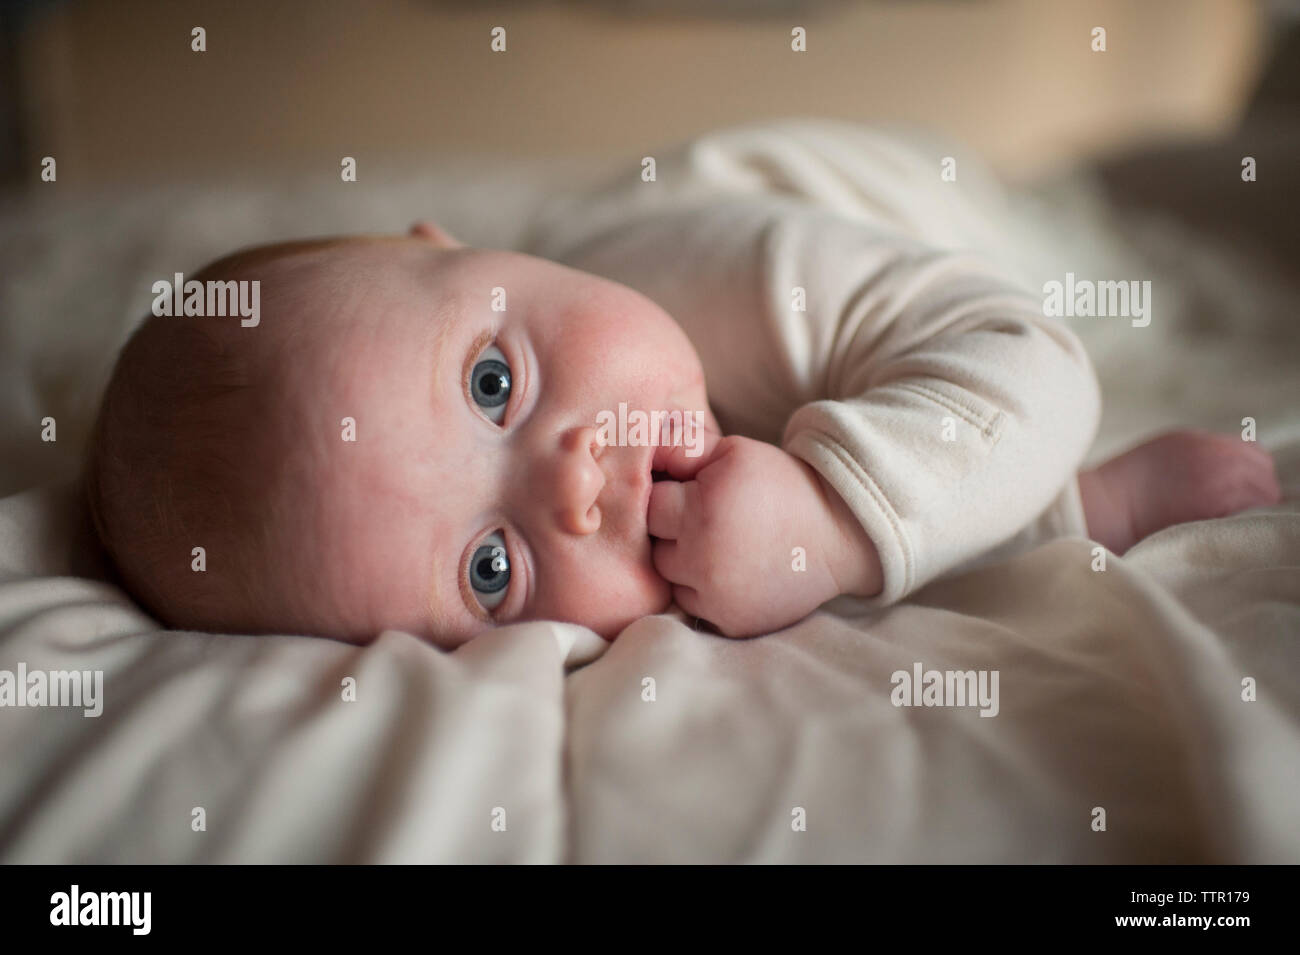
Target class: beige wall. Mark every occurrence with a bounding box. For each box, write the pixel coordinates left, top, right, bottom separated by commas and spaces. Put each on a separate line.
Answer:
18, 0, 1265, 188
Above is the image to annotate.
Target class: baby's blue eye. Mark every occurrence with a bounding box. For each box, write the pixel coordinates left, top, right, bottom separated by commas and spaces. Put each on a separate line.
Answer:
469, 531, 510, 611
470, 345, 511, 423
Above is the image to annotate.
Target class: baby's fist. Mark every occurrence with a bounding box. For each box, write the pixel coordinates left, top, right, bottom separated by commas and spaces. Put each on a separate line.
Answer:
648, 436, 878, 637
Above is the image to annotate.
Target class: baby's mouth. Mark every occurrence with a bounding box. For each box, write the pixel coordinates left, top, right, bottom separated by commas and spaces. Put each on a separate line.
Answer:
643, 443, 671, 541
647, 472, 670, 542
645, 417, 691, 525
650, 434, 679, 475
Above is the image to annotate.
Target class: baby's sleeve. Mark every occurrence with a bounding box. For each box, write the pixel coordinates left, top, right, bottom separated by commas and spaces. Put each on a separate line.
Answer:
773, 210, 1101, 605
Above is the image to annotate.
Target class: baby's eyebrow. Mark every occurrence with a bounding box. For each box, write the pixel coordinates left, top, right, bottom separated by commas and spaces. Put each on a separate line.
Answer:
428, 315, 458, 401
457, 328, 495, 401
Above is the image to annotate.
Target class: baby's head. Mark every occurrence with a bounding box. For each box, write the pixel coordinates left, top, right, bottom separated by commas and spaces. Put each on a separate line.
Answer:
86, 224, 713, 647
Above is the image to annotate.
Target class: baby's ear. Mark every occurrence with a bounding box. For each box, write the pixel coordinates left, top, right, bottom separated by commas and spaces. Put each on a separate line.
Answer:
409, 221, 464, 249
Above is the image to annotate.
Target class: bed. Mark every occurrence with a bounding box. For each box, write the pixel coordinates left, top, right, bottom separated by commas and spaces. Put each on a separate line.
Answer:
2, 119, 1297, 863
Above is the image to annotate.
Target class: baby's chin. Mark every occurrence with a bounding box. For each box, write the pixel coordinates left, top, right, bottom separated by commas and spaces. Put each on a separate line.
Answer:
588, 559, 674, 642
597, 594, 675, 643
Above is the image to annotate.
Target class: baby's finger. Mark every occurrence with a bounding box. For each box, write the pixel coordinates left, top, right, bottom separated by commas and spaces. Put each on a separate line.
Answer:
647, 480, 687, 540
653, 417, 722, 481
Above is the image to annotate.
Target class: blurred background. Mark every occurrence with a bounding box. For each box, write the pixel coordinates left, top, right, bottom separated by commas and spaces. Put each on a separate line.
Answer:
1, 0, 1294, 188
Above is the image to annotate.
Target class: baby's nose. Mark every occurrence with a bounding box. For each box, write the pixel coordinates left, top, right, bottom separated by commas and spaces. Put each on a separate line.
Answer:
551, 426, 605, 535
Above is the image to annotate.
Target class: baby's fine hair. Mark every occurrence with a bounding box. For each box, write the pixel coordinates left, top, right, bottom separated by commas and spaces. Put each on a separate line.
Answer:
84, 241, 337, 633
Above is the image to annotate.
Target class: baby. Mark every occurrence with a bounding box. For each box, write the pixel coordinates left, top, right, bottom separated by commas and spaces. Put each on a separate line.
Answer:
84, 167, 1282, 647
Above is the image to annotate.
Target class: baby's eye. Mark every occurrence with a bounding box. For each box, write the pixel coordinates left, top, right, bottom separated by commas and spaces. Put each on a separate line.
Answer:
468, 531, 510, 611
470, 345, 512, 423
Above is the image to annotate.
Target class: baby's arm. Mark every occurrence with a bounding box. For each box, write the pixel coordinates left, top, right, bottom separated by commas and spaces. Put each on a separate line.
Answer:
649, 430, 881, 637
646, 209, 1101, 634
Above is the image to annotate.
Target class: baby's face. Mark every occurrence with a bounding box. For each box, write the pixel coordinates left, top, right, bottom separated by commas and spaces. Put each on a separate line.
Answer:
266, 233, 714, 646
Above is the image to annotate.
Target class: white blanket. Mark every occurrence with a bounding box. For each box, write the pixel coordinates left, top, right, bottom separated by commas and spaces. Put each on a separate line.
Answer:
2, 120, 1297, 862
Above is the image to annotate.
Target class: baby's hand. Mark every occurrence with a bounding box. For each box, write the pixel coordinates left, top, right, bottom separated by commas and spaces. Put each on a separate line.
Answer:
648, 435, 882, 637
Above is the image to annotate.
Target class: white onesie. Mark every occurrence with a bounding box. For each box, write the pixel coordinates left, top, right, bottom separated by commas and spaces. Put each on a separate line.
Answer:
520, 119, 1100, 607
